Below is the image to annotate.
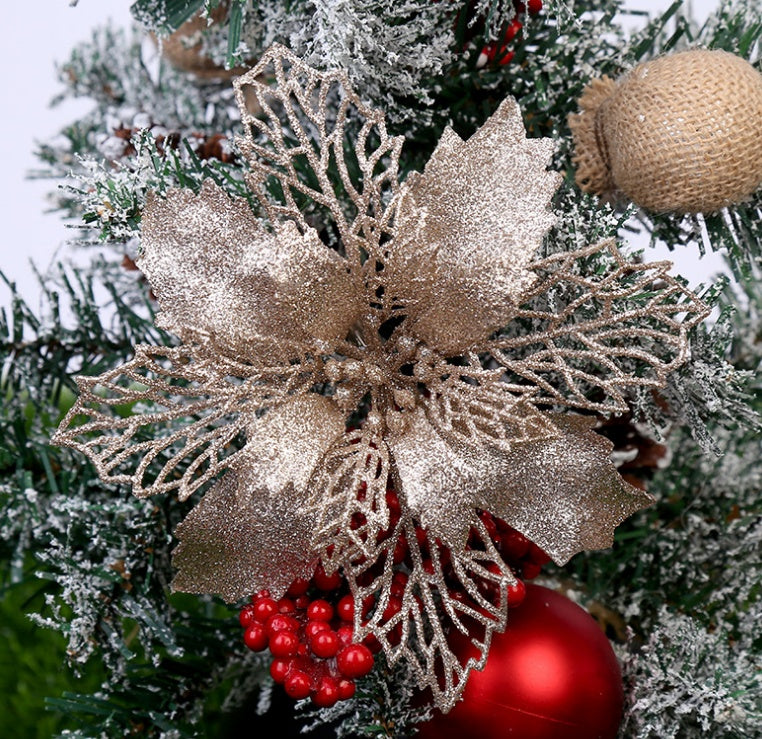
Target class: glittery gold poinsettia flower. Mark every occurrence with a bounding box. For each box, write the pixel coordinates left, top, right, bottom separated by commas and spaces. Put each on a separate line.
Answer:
54, 45, 709, 710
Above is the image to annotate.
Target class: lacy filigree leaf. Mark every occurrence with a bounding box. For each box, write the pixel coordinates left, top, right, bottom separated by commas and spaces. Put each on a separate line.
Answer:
346, 511, 514, 712
306, 426, 393, 570
53, 345, 265, 500
484, 240, 710, 413
235, 44, 404, 268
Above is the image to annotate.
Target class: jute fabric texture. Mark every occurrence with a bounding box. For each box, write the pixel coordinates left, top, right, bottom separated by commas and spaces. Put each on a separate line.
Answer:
570, 49, 762, 213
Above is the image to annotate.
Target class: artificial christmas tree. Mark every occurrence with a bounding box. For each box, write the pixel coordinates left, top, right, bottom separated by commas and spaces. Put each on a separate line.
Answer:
1, 1, 761, 737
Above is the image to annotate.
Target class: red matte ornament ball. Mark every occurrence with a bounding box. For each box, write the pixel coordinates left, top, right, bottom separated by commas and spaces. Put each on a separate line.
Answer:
417, 584, 624, 739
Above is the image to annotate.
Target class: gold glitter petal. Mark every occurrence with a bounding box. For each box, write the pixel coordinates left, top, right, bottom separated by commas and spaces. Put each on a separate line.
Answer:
140, 180, 359, 360
484, 413, 653, 564
172, 395, 346, 602
172, 466, 319, 602
389, 406, 508, 551
386, 98, 562, 354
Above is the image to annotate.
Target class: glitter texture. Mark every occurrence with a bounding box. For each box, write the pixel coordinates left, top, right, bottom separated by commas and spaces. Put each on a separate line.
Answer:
53, 45, 709, 711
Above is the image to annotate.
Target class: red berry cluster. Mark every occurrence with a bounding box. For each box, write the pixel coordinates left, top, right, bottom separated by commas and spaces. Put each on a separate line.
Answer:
474, 508, 551, 603
478, 0, 543, 67
239, 566, 375, 708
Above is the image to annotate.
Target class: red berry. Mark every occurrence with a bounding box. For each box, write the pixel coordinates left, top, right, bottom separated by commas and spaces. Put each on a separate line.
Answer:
350, 512, 367, 531
527, 0, 542, 14
506, 578, 527, 608
305, 619, 332, 639
270, 658, 292, 684
266, 613, 299, 637
286, 578, 310, 597
449, 588, 468, 603
522, 561, 542, 579
243, 622, 268, 651
337, 625, 354, 645
382, 596, 403, 622
527, 542, 551, 566
312, 676, 340, 708
501, 530, 530, 561
337, 678, 356, 700
307, 599, 334, 622
361, 595, 376, 618
297, 643, 309, 657
385, 489, 401, 517
284, 670, 312, 700
393, 537, 408, 564
252, 597, 278, 623
337, 595, 355, 622
479, 511, 498, 540
337, 644, 375, 679
277, 597, 296, 614
363, 633, 382, 654
392, 571, 408, 586
239, 604, 257, 628
390, 579, 406, 599
253, 589, 270, 601
270, 630, 299, 658
310, 629, 341, 659
415, 527, 428, 551
313, 564, 343, 591
505, 18, 522, 42
294, 595, 310, 610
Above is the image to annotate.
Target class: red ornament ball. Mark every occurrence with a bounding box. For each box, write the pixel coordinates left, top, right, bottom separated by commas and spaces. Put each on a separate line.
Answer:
418, 584, 623, 739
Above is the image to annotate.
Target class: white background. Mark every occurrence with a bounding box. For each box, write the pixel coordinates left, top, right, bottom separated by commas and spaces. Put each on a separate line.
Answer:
0, 0, 725, 314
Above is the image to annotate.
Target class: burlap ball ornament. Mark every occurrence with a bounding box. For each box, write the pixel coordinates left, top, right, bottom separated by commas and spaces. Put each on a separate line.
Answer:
569, 49, 762, 214
157, 4, 250, 80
